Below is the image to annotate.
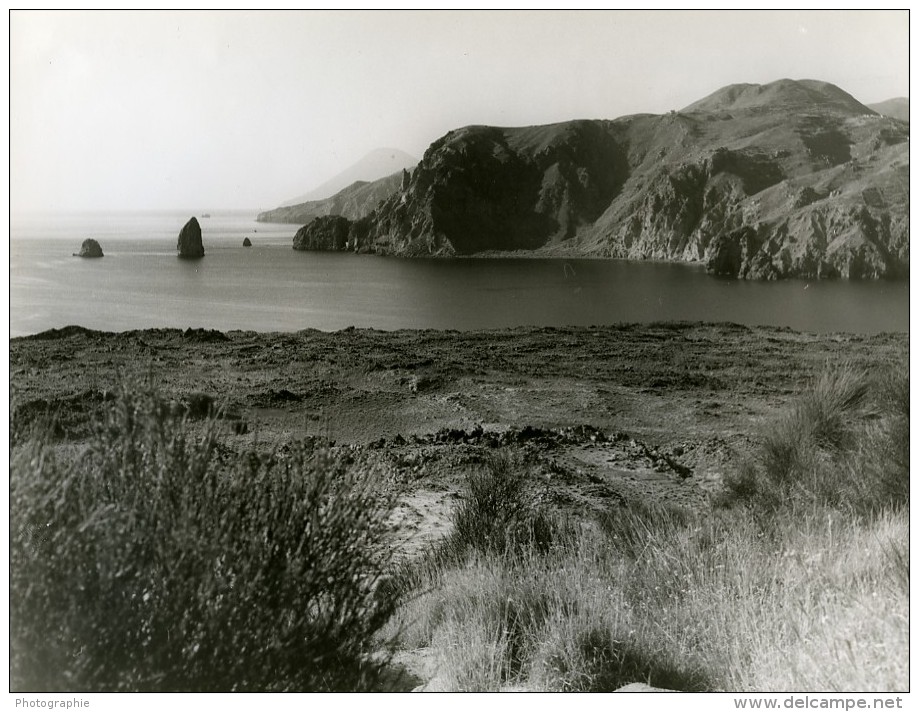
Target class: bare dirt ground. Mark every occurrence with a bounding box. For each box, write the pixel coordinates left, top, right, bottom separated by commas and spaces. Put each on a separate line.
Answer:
10, 322, 907, 690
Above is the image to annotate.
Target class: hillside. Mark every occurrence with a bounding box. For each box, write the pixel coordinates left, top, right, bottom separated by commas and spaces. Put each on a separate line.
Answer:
279, 147, 417, 206
257, 171, 405, 224
290, 79, 909, 279
682, 79, 874, 114
868, 97, 909, 122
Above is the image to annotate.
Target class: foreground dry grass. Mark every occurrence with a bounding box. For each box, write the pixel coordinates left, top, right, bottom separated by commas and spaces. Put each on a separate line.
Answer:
390, 506, 907, 692
389, 366, 909, 692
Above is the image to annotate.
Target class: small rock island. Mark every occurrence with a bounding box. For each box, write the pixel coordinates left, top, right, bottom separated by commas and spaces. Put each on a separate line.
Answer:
243, 237, 252, 247
74, 238, 104, 258
177, 217, 205, 258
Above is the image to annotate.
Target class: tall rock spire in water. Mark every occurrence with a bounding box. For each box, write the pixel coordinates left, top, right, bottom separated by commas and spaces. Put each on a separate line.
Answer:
177, 217, 205, 258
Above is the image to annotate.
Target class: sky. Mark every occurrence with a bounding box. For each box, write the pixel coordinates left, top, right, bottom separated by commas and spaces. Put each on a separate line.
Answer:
9, 9, 910, 212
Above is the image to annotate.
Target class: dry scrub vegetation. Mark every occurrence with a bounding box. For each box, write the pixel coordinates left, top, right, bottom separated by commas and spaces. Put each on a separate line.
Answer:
388, 364, 909, 691
11, 381, 398, 691
10, 364, 908, 691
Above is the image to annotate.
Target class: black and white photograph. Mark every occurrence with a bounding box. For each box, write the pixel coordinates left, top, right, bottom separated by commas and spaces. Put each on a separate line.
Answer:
8, 9, 910, 701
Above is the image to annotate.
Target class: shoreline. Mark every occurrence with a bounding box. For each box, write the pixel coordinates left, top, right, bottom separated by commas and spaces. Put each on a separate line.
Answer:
287, 239, 914, 282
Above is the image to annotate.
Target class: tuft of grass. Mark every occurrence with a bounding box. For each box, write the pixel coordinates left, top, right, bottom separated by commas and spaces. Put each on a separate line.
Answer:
802, 364, 873, 449
722, 363, 907, 515
10, 380, 398, 692
442, 451, 556, 560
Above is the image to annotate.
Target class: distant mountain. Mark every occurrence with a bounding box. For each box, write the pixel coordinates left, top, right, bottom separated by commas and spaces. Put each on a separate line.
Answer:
682, 78, 873, 114
279, 148, 417, 207
868, 97, 909, 122
288, 79, 908, 279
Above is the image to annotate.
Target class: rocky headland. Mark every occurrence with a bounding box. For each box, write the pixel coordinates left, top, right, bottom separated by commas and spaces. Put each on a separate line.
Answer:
270, 79, 909, 279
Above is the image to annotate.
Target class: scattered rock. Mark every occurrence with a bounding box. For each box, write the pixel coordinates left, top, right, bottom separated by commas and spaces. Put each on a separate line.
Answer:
24, 325, 98, 341
177, 217, 204, 258
181, 392, 216, 419
407, 373, 440, 393
421, 423, 615, 449
270, 389, 302, 403
615, 682, 676, 692
182, 328, 229, 342
74, 238, 104, 258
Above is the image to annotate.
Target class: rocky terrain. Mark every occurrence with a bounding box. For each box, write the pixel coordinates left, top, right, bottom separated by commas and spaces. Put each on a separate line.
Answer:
10, 323, 907, 560
273, 79, 908, 279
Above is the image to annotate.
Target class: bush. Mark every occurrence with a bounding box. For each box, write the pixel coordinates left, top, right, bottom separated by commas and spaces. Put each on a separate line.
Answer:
10, 381, 397, 691
445, 452, 555, 559
722, 363, 908, 515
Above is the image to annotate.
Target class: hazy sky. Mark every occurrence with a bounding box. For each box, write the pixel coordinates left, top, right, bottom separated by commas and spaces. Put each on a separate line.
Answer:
10, 10, 909, 212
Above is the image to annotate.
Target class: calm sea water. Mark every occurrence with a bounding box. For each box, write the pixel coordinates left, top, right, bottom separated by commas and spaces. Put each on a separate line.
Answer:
9, 210, 909, 337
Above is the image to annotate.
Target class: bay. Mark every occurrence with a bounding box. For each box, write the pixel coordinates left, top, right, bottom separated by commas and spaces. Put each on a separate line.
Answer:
9, 210, 909, 337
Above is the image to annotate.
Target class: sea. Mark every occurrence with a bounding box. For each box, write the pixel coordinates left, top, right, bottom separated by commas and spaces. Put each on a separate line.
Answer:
9, 210, 909, 337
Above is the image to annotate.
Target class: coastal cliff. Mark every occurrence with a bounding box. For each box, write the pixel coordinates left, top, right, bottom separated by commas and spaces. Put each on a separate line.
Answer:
285, 80, 909, 279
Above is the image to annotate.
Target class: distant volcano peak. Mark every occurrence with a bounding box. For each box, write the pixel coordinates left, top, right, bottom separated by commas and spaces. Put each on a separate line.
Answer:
281, 148, 417, 207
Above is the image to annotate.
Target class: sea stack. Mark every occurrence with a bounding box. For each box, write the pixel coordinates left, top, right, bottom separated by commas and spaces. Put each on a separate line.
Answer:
177, 217, 205, 258
74, 238, 104, 258
243, 237, 252, 247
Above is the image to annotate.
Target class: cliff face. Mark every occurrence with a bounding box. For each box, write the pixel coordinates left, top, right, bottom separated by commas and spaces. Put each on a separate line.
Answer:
177, 217, 204, 258
365, 121, 630, 256
291, 80, 909, 279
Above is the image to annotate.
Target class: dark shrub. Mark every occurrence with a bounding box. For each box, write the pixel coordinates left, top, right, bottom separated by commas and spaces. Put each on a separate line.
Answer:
10, 381, 397, 691
446, 452, 555, 559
